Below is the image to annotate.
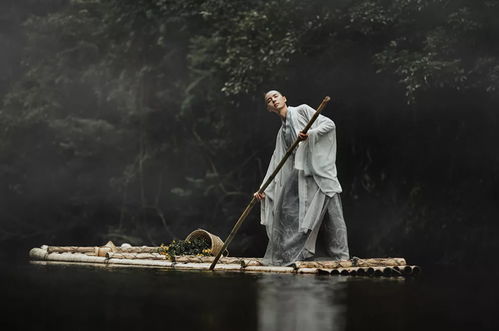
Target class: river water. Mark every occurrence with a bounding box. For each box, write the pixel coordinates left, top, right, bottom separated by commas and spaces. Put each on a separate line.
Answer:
2, 261, 498, 330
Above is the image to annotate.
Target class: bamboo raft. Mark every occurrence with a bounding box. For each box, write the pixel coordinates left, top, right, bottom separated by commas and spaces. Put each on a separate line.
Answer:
29, 243, 420, 277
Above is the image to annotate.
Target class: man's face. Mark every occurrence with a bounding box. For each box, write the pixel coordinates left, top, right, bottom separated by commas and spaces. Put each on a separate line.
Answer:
265, 91, 287, 113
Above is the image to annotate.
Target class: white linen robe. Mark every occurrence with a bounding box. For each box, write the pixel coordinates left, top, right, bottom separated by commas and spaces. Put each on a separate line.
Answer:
260, 104, 348, 265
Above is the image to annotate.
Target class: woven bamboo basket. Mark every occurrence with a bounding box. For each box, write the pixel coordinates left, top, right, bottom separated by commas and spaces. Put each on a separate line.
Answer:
185, 229, 226, 257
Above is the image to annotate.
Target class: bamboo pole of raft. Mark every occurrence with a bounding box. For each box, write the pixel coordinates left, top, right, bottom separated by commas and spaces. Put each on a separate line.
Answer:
240, 259, 264, 267
106, 252, 166, 260
172, 256, 249, 264
393, 265, 421, 276
292, 258, 407, 269
104, 252, 261, 265
47, 246, 97, 253
209, 96, 332, 270
114, 247, 159, 253
46, 243, 162, 254
327, 266, 403, 277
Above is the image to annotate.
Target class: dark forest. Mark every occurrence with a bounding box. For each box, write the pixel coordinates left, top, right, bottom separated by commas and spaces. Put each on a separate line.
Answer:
1, 0, 498, 267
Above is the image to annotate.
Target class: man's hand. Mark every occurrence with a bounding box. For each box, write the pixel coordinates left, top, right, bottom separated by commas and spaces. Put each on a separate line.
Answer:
254, 192, 266, 201
298, 131, 308, 141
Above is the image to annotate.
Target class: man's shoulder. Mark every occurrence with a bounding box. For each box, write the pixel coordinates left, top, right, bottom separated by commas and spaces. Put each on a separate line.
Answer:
289, 104, 313, 109
289, 104, 315, 120
289, 104, 314, 113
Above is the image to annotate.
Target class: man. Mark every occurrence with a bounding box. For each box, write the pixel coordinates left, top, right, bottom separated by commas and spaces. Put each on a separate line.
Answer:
255, 90, 349, 266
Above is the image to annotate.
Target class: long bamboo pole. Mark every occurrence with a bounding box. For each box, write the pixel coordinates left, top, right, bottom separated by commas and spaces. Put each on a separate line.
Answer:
209, 96, 332, 270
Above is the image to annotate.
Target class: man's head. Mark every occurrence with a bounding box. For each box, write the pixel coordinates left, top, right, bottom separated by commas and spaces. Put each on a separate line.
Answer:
264, 90, 287, 114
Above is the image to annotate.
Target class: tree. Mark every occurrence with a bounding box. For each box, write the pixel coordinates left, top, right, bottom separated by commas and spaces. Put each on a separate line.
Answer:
1, 0, 498, 263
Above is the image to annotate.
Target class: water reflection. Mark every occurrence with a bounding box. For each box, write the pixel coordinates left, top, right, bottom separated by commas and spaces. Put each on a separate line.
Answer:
6, 261, 499, 331
257, 274, 348, 331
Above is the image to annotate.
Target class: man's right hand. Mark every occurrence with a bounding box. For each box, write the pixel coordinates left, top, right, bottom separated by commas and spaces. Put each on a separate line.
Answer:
254, 192, 266, 201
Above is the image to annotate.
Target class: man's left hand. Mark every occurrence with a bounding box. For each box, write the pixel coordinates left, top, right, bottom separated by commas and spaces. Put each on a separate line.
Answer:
298, 131, 308, 141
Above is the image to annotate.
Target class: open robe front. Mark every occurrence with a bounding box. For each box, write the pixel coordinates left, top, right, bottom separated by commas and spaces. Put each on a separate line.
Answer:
260, 104, 344, 265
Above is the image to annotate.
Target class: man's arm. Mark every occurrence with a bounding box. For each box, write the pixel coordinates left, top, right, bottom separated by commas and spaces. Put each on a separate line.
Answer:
300, 104, 335, 136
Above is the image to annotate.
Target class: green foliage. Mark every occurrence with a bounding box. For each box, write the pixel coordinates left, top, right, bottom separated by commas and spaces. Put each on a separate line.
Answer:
367, 0, 499, 102
158, 237, 211, 259
1, 0, 499, 264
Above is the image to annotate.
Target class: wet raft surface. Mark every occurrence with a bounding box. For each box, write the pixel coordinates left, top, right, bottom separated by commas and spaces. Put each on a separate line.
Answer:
29, 245, 420, 277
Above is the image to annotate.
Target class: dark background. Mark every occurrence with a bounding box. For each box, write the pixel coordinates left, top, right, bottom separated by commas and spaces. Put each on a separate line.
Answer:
1, 0, 498, 267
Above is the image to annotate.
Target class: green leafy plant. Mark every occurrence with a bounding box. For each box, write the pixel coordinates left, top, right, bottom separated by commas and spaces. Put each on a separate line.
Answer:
158, 237, 211, 259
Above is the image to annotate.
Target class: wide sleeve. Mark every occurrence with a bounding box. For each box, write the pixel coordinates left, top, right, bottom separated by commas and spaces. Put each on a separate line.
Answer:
259, 129, 283, 229
294, 104, 342, 196
296, 104, 335, 136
